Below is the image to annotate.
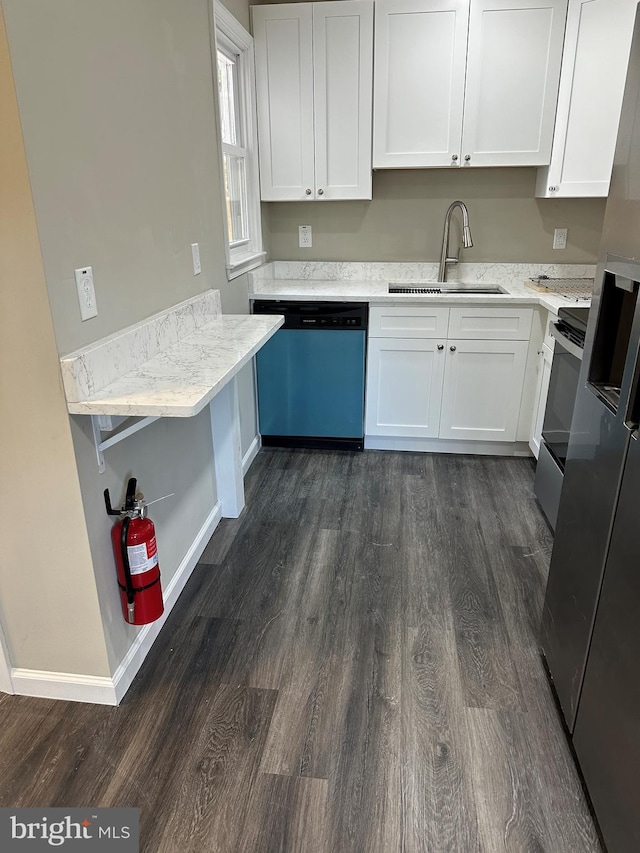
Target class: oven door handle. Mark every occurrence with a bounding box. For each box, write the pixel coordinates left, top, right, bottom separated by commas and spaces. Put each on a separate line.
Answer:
550, 322, 584, 361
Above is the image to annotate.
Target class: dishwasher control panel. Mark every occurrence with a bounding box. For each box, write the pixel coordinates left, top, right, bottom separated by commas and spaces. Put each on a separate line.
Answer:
300, 316, 362, 327
252, 301, 368, 331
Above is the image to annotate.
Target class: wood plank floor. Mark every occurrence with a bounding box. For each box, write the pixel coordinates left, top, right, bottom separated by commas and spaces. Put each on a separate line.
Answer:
0, 449, 601, 852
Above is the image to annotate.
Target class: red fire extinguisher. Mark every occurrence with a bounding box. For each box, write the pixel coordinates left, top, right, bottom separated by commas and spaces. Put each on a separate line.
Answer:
104, 478, 164, 625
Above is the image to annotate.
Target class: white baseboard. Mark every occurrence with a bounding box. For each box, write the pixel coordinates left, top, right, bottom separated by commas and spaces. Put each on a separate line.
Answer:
10, 670, 118, 705
364, 435, 532, 457
242, 434, 261, 475
9, 502, 223, 706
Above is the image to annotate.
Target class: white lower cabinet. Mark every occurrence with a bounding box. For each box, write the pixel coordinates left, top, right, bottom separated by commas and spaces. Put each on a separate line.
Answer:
439, 339, 528, 441
366, 305, 533, 448
529, 341, 554, 458
365, 338, 446, 437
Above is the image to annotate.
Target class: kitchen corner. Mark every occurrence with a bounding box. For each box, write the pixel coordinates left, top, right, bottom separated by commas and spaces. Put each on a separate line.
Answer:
249, 260, 592, 458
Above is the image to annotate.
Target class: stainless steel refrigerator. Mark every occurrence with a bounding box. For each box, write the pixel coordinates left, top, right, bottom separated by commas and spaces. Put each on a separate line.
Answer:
541, 7, 640, 850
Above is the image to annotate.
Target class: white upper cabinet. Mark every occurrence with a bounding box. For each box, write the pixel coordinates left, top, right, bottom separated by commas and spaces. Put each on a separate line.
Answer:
536, 0, 637, 198
462, 0, 568, 167
252, 5, 314, 200
252, 1, 374, 201
373, 0, 568, 168
373, 0, 469, 168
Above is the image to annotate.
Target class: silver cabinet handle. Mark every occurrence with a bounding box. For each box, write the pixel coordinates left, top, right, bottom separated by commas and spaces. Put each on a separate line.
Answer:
317, 188, 324, 196
549, 185, 558, 192
437, 344, 444, 351
450, 345, 457, 352
451, 154, 458, 162
464, 154, 471, 162
305, 188, 312, 195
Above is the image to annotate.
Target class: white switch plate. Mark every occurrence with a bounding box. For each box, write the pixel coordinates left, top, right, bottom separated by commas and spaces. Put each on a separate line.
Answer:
298, 225, 312, 249
191, 242, 201, 275
553, 228, 568, 250
74, 266, 98, 320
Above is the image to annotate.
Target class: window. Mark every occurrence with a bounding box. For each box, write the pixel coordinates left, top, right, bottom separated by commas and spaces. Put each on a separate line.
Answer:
214, 2, 264, 278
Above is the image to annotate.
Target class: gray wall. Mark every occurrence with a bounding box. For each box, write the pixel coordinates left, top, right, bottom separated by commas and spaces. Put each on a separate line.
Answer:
223, 0, 251, 30
70, 413, 216, 672
2, 0, 256, 680
0, 5, 110, 676
4, 0, 235, 354
263, 168, 606, 264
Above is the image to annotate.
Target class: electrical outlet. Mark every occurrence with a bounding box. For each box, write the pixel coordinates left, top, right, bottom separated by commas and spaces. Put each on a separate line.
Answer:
298, 225, 312, 249
74, 266, 98, 320
553, 228, 568, 250
191, 243, 201, 275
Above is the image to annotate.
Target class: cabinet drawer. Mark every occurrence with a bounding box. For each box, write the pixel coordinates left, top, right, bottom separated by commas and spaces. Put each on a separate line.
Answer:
448, 306, 533, 340
369, 306, 450, 338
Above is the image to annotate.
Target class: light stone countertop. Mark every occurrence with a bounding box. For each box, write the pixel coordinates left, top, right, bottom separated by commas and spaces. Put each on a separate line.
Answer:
61, 291, 283, 417
248, 261, 594, 315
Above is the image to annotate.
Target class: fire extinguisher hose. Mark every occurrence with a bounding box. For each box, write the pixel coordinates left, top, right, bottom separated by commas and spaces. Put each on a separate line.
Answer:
120, 516, 136, 623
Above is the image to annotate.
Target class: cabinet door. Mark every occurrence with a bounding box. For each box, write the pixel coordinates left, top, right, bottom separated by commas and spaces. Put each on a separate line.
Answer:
253, 4, 315, 200
461, 0, 567, 167
536, 0, 637, 198
365, 338, 446, 437
373, 0, 469, 168
529, 341, 554, 458
313, 1, 373, 199
439, 339, 528, 441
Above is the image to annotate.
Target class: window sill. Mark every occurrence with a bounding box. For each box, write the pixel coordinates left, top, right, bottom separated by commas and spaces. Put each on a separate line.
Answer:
226, 251, 267, 280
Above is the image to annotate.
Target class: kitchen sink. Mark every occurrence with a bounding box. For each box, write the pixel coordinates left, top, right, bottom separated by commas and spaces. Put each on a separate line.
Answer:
388, 283, 506, 294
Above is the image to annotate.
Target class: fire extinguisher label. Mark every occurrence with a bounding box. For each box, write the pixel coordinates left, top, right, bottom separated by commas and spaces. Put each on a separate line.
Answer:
127, 537, 158, 575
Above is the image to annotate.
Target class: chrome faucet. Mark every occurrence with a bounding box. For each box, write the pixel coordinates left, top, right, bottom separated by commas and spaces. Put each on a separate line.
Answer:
438, 201, 473, 282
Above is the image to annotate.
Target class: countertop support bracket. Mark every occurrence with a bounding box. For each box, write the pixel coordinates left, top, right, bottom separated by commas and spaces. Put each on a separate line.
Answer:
91, 415, 160, 473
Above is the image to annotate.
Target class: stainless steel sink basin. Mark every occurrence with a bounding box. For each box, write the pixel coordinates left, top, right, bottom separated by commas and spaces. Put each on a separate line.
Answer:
388, 283, 506, 295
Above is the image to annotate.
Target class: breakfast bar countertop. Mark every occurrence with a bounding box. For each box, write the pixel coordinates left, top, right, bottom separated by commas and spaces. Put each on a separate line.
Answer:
60, 290, 283, 418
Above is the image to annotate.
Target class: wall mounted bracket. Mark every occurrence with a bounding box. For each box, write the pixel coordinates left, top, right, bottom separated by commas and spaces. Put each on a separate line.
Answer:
91, 415, 160, 473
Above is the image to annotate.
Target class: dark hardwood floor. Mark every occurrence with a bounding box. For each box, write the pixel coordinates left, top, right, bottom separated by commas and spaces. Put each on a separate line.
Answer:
0, 449, 601, 852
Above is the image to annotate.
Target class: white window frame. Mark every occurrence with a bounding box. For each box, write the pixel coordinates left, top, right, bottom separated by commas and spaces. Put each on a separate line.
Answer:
213, 2, 265, 279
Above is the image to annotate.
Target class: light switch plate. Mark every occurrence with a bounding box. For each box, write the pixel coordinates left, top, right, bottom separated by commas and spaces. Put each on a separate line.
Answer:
191, 242, 201, 275
75, 266, 98, 320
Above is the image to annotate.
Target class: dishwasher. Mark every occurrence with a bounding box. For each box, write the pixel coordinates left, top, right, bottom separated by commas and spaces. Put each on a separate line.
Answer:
252, 301, 368, 450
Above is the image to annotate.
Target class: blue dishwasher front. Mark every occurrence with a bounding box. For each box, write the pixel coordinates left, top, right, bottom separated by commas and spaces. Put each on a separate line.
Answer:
253, 301, 368, 450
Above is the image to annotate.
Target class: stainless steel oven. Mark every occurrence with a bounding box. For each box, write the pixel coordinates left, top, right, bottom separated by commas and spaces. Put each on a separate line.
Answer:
534, 306, 589, 529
